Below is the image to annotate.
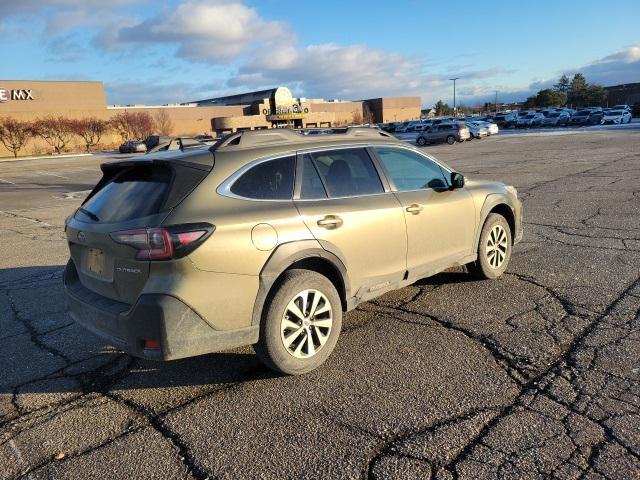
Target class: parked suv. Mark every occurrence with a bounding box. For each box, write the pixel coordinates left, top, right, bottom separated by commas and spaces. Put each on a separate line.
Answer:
416, 122, 471, 145
64, 128, 523, 374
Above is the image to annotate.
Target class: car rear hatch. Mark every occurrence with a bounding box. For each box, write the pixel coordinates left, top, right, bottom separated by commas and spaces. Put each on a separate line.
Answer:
65, 148, 214, 305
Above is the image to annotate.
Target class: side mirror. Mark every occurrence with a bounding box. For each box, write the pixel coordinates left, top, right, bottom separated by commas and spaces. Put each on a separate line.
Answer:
451, 172, 465, 189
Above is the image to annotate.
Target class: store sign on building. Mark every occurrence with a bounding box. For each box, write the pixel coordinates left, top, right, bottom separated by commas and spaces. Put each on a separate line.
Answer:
0, 88, 34, 103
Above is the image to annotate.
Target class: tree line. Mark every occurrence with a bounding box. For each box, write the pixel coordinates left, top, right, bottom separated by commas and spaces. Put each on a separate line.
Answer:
428, 73, 608, 116
524, 73, 607, 109
0, 110, 174, 158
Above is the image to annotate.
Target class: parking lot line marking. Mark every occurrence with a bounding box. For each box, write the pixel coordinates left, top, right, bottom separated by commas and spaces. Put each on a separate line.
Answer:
0, 178, 15, 184
35, 171, 70, 179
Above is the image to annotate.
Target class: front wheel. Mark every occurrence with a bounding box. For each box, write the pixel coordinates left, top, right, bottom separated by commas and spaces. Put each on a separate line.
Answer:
467, 213, 512, 279
416, 136, 427, 146
446, 135, 455, 145
254, 269, 342, 375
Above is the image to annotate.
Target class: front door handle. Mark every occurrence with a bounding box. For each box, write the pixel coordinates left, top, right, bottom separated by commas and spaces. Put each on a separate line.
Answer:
405, 204, 423, 215
317, 215, 343, 229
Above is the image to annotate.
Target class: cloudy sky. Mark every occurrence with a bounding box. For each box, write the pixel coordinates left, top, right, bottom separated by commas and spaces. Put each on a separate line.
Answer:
1, 0, 639, 107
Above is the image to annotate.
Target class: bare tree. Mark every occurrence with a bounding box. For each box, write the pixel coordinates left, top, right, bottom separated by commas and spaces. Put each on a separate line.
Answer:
110, 111, 156, 141
70, 118, 109, 152
154, 109, 174, 136
352, 111, 363, 125
33, 116, 74, 155
0, 117, 33, 158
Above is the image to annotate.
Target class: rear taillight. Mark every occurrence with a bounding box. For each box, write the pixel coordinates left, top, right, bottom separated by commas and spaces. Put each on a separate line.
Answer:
110, 223, 214, 260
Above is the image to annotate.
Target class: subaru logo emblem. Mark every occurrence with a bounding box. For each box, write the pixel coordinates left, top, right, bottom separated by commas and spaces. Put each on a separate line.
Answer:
77, 231, 86, 243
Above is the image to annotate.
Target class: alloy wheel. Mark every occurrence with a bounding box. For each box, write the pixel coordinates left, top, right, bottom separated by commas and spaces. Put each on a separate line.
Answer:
486, 225, 508, 269
280, 289, 333, 359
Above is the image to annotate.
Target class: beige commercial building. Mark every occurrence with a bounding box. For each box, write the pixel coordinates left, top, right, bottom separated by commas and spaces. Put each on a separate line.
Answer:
0, 81, 421, 156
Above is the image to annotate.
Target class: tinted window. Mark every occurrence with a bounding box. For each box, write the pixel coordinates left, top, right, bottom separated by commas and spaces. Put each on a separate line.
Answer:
308, 148, 383, 198
300, 155, 327, 200
375, 147, 448, 191
230, 156, 295, 200
78, 166, 171, 223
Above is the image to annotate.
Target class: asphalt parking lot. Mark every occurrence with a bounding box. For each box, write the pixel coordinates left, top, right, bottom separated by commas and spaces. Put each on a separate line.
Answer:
1, 129, 639, 479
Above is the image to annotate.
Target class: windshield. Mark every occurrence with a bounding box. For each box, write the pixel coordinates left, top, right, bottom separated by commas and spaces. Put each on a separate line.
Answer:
608, 111, 623, 115
547, 113, 560, 118
525, 114, 536, 119
576, 110, 590, 116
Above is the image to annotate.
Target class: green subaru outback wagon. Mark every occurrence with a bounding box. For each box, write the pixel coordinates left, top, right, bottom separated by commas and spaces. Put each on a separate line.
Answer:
64, 127, 522, 374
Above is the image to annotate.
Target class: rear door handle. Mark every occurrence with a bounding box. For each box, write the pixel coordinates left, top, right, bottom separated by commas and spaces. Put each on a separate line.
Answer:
317, 215, 343, 229
405, 204, 423, 215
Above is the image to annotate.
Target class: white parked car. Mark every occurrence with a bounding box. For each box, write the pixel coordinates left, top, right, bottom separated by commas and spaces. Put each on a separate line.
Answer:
466, 122, 489, 139
611, 104, 631, 113
476, 120, 499, 135
601, 109, 632, 125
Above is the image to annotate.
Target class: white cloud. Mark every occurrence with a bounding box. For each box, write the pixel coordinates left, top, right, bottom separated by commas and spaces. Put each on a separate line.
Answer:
228, 43, 511, 104
115, 1, 291, 61
578, 43, 640, 86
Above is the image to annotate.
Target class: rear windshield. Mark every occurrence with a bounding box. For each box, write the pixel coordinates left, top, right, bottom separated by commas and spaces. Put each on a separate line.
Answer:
77, 166, 172, 223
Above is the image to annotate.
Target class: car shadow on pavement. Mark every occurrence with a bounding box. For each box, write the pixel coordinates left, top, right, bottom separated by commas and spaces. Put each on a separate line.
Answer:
413, 268, 478, 286
0, 265, 280, 397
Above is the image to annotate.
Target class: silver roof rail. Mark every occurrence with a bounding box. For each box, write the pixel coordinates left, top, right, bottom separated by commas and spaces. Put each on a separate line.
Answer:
215, 127, 393, 150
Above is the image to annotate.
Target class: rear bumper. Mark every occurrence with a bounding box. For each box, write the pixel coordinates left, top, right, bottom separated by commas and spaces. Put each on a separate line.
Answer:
63, 261, 258, 360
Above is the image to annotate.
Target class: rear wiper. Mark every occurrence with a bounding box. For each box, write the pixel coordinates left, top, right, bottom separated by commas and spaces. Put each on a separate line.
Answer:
77, 207, 99, 222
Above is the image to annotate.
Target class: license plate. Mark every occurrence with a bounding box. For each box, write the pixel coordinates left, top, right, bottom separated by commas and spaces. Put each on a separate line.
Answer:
86, 248, 105, 275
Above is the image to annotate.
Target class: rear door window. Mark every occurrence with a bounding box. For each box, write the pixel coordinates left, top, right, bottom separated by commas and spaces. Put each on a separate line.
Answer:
306, 148, 383, 198
77, 165, 172, 223
230, 155, 295, 200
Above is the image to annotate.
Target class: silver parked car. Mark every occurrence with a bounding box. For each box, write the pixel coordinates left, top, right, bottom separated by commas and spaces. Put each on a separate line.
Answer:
416, 123, 471, 146
541, 111, 571, 127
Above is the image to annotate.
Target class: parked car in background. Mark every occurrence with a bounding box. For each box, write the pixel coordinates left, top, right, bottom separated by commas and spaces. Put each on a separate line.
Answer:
601, 109, 632, 124
395, 122, 411, 133
466, 122, 489, 139
516, 112, 545, 128
63, 127, 523, 374
569, 110, 592, 126
416, 122, 470, 146
493, 112, 518, 128
406, 123, 430, 133
478, 120, 499, 135
541, 111, 571, 127
611, 105, 632, 114
587, 110, 605, 124
118, 140, 147, 153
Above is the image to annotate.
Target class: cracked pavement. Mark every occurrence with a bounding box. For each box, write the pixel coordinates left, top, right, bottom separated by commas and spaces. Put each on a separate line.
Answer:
1, 130, 639, 479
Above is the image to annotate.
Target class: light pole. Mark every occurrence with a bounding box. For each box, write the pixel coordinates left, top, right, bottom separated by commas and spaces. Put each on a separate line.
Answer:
449, 77, 460, 116
494, 90, 498, 114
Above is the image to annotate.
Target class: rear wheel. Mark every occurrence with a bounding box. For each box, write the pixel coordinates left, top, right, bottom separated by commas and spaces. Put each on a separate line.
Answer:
446, 135, 455, 145
416, 136, 427, 146
467, 213, 512, 280
254, 269, 342, 375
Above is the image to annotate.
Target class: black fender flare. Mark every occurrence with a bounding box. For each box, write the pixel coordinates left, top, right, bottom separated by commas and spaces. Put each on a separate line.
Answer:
473, 194, 517, 252
251, 240, 351, 326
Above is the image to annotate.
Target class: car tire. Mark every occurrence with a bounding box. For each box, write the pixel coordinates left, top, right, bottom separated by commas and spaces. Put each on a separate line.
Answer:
467, 213, 512, 280
254, 269, 342, 375
416, 136, 426, 146
446, 135, 455, 145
